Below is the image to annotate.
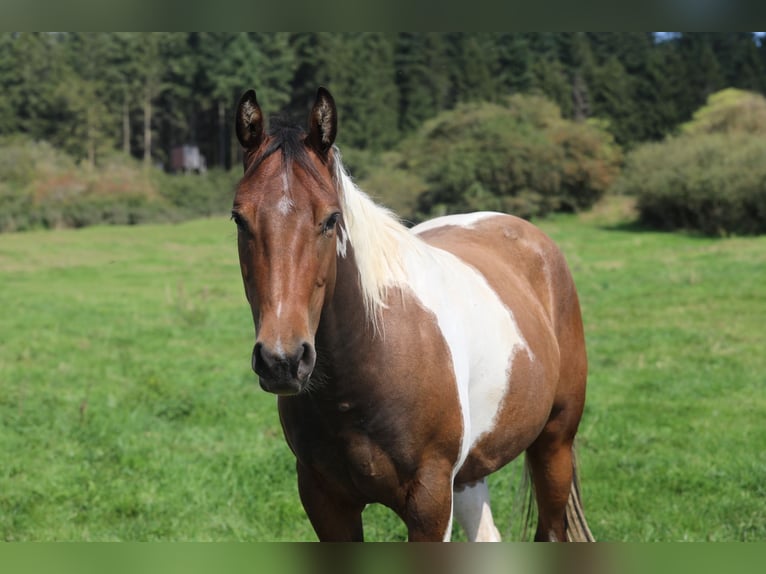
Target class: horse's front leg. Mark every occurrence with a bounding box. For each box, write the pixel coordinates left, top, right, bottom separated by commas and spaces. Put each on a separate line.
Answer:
400, 461, 456, 542
296, 461, 365, 541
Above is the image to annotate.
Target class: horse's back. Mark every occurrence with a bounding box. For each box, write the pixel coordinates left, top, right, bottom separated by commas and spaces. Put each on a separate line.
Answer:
412, 212, 587, 482
413, 211, 581, 342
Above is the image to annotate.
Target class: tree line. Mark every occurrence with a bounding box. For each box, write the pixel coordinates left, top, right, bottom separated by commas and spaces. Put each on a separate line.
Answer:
2, 32, 765, 170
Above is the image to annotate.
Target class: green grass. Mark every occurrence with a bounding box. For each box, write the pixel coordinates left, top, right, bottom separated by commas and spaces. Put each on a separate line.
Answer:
1, 205, 764, 541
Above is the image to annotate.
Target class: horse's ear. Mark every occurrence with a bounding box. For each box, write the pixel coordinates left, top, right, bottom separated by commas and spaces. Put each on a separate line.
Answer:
307, 87, 337, 158
236, 89, 264, 153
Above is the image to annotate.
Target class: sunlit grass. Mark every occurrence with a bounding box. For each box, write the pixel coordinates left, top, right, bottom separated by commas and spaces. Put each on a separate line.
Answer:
1, 205, 764, 540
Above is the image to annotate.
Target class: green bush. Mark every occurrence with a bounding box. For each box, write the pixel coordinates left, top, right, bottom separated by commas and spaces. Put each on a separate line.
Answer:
352, 150, 428, 221
680, 88, 766, 137
0, 136, 238, 233
614, 89, 766, 236
0, 183, 37, 232
613, 133, 766, 235
154, 168, 239, 219
366, 95, 621, 222
0, 136, 76, 189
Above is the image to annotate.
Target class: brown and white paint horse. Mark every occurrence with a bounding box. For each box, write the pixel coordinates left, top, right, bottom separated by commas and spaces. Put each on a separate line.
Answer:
232, 87, 594, 542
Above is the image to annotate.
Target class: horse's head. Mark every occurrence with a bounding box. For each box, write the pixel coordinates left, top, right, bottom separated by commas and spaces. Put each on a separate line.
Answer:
233, 88, 341, 395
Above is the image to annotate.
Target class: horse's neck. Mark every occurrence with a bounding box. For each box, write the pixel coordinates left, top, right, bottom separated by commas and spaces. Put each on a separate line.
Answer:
314, 245, 379, 387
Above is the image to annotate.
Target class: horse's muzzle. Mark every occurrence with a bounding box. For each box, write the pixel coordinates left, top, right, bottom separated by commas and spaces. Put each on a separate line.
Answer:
252, 340, 316, 395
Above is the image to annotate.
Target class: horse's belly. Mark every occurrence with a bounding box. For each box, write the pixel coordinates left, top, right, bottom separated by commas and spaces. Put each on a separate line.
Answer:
455, 344, 554, 482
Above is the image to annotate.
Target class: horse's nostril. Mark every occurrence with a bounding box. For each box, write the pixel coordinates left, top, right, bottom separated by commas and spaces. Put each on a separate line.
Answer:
251, 342, 263, 374
296, 342, 316, 381
252, 341, 276, 375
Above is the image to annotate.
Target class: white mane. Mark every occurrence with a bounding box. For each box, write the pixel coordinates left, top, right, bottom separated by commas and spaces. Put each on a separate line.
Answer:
333, 154, 432, 330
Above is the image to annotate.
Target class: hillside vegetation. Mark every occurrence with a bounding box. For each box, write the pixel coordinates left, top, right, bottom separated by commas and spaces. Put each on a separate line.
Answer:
2, 33, 766, 236
0, 136, 238, 232
359, 95, 621, 222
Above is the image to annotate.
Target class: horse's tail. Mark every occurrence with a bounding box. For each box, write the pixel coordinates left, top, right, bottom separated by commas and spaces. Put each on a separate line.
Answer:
516, 458, 537, 542
517, 451, 595, 542
565, 455, 595, 542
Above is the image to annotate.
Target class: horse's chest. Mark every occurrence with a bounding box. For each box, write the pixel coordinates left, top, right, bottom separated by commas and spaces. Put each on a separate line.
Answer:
315, 430, 403, 502
344, 435, 396, 481
281, 401, 405, 501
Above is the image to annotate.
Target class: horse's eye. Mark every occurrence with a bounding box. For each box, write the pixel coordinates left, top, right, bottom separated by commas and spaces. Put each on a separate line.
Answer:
322, 212, 340, 235
231, 211, 248, 232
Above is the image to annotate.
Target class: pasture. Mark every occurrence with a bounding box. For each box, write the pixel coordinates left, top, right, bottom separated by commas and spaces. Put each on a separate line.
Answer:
1, 202, 764, 541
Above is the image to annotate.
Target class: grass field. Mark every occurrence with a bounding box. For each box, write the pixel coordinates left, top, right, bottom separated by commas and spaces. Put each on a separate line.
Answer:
1, 202, 764, 541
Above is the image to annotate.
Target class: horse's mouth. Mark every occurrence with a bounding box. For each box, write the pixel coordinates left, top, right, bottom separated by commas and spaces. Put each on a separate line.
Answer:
258, 376, 305, 396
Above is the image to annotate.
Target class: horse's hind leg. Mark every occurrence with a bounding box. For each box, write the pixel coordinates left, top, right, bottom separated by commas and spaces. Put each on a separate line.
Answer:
525, 414, 577, 542
453, 479, 502, 541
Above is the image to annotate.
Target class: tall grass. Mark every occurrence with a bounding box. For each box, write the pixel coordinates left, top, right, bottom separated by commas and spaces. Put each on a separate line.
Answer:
1, 205, 764, 540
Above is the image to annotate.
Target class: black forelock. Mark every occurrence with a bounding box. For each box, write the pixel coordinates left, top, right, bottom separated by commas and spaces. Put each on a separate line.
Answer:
242, 114, 325, 183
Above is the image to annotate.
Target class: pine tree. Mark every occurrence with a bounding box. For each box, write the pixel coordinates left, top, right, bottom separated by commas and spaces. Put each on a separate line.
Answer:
563, 33, 596, 121
639, 43, 685, 139
9, 33, 67, 141
588, 56, 637, 145
725, 33, 765, 93
530, 56, 572, 118
679, 33, 725, 112
494, 33, 534, 95
287, 33, 339, 119
250, 33, 297, 114
445, 33, 498, 106
0, 33, 19, 134
394, 33, 450, 133
329, 33, 398, 150
103, 33, 137, 157
131, 33, 169, 167
56, 33, 119, 167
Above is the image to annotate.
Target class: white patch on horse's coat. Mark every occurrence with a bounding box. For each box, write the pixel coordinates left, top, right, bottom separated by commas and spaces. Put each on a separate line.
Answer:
336, 224, 348, 258
276, 194, 294, 215
412, 211, 504, 234
333, 154, 530, 469
401, 241, 530, 468
442, 511, 454, 542
281, 170, 289, 191
453, 480, 502, 541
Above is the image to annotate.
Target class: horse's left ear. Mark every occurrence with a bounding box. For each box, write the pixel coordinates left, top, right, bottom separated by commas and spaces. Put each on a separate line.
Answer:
307, 87, 337, 158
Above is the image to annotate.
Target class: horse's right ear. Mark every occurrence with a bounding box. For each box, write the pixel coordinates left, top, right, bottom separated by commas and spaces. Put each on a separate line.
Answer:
307, 87, 337, 158
235, 89, 264, 153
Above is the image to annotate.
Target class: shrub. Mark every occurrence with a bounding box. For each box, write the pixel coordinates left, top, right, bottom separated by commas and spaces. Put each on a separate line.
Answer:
353, 151, 429, 221
376, 95, 621, 222
614, 89, 766, 236
154, 168, 239, 219
550, 120, 623, 212
0, 135, 76, 189
680, 88, 766, 137
612, 133, 766, 235
0, 183, 37, 232
0, 136, 238, 233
